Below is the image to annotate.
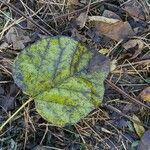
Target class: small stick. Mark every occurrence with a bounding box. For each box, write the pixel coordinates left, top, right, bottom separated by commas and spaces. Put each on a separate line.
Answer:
105, 79, 150, 110
0, 0, 52, 36
0, 98, 33, 131
103, 104, 150, 129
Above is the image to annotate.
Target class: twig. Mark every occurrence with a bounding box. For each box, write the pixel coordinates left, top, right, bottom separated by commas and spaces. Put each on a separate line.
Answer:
105, 79, 150, 111
0, 98, 33, 131
103, 104, 150, 129
0, 0, 52, 35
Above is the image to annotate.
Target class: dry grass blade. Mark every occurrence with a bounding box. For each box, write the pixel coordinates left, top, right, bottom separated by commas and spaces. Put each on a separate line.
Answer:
0, 0, 52, 35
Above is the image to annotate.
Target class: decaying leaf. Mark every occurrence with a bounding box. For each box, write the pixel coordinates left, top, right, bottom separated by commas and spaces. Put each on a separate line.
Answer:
12, 36, 110, 126
102, 10, 121, 20
132, 114, 145, 138
122, 39, 144, 59
88, 16, 135, 41
76, 12, 87, 28
139, 87, 150, 102
5, 27, 31, 50
137, 129, 150, 150
121, 0, 145, 20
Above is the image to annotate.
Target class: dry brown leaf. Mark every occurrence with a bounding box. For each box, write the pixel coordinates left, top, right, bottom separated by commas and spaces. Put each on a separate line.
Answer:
139, 87, 150, 102
121, 0, 145, 20
102, 10, 121, 20
88, 16, 135, 41
76, 12, 87, 28
122, 39, 144, 59
133, 114, 145, 138
5, 27, 31, 50
123, 39, 144, 50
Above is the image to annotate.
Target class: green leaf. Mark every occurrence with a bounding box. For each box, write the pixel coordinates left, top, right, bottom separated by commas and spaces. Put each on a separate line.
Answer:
12, 36, 109, 126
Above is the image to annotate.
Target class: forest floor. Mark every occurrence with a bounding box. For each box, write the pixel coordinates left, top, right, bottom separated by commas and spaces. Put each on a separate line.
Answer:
0, 0, 150, 150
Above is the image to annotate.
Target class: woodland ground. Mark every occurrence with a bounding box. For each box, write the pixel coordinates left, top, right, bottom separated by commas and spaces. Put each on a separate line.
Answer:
0, 0, 150, 150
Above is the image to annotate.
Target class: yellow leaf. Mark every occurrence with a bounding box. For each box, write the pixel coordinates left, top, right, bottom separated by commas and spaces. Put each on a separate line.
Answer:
110, 60, 117, 72
99, 48, 109, 55
133, 114, 145, 138
139, 87, 150, 102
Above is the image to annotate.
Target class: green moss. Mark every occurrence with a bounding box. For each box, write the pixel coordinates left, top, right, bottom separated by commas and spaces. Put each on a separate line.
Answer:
13, 36, 109, 126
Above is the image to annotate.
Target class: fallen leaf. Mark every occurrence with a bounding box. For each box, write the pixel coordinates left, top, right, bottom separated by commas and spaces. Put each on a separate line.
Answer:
110, 60, 117, 72
5, 27, 31, 50
99, 48, 109, 55
102, 10, 121, 20
88, 16, 135, 41
132, 114, 145, 138
121, 0, 145, 20
12, 36, 110, 126
137, 129, 150, 150
129, 17, 148, 34
76, 12, 87, 28
139, 87, 150, 102
122, 39, 144, 59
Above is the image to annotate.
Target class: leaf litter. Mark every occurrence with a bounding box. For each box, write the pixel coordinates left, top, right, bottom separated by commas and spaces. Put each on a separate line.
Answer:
0, 0, 150, 149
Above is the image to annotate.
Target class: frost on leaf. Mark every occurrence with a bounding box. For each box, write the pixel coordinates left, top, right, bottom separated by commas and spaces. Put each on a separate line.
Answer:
12, 36, 110, 126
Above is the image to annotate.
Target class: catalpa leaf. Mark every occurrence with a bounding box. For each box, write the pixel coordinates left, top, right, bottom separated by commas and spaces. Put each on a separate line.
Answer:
12, 36, 110, 126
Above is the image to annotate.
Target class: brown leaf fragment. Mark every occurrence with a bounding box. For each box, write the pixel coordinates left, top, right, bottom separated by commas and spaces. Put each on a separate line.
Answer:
139, 87, 150, 102
88, 16, 135, 41
121, 0, 146, 20
137, 129, 150, 150
102, 10, 122, 20
87, 52, 110, 73
76, 12, 87, 28
5, 27, 31, 50
122, 39, 144, 59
